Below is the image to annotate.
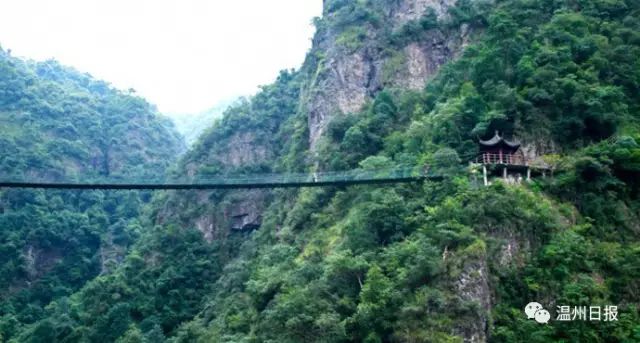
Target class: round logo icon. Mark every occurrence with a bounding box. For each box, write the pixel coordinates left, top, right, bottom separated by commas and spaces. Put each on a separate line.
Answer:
525, 302, 543, 320
534, 309, 551, 324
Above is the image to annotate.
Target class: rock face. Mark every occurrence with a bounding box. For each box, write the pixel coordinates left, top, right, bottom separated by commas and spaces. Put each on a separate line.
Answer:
185, 135, 271, 240
391, 0, 458, 25
306, 0, 473, 151
394, 29, 468, 90
24, 245, 61, 283
520, 138, 558, 166
192, 190, 267, 243
186, 132, 271, 177
195, 215, 217, 243
454, 255, 491, 343
307, 49, 376, 146
179, 131, 273, 239
99, 233, 127, 274
498, 235, 522, 267
227, 191, 265, 231
222, 133, 271, 168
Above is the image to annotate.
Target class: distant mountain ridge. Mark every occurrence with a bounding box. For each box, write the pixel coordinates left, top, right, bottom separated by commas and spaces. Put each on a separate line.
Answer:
0, 47, 184, 180
168, 98, 237, 146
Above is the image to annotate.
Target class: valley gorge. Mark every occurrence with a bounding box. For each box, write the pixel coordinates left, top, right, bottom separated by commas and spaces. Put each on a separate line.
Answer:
1, 0, 639, 342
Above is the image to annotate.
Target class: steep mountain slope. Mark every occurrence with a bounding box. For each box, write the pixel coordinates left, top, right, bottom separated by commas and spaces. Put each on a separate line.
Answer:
13, 0, 640, 342
304, 0, 478, 149
0, 49, 183, 340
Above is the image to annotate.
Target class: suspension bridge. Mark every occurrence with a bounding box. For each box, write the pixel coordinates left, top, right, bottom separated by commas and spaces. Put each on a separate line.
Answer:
0, 166, 441, 190
0, 130, 573, 191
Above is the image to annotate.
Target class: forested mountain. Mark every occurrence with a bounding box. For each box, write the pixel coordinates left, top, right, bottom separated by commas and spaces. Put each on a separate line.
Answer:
0, 48, 183, 341
3, 0, 640, 342
169, 99, 237, 147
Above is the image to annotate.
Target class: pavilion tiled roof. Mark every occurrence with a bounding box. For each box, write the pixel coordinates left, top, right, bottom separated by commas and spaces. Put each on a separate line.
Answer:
479, 131, 520, 149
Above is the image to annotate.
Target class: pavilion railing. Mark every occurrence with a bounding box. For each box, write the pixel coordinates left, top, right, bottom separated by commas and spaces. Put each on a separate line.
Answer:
476, 153, 528, 166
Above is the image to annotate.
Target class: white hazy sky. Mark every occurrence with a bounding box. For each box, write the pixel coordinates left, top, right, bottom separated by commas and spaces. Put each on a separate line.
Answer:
0, 0, 323, 115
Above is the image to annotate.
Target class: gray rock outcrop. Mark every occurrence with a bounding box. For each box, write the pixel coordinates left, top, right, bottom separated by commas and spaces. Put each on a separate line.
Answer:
306, 0, 475, 151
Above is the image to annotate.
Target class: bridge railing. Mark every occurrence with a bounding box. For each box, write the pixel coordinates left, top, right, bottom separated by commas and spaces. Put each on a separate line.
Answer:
0, 165, 430, 187
184, 166, 425, 185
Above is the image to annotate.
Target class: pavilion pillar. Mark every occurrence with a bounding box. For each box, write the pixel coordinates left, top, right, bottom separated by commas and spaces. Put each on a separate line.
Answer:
483, 165, 488, 186
503, 167, 507, 180
526, 167, 531, 181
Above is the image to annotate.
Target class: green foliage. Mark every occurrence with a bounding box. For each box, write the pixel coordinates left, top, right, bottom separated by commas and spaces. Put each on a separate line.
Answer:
7, 0, 640, 341
0, 50, 182, 180
324, 0, 383, 31
335, 26, 368, 52
548, 136, 640, 238
406, 0, 640, 155
388, 9, 439, 47
182, 70, 302, 176
381, 51, 406, 85
319, 91, 400, 170
0, 48, 182, 341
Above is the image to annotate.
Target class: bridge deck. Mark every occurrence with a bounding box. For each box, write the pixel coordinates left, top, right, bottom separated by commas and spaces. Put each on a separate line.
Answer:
0, 177, 429, 190
0, 167, 435, 190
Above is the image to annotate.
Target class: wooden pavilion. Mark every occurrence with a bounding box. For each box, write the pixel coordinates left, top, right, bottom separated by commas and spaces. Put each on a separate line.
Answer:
476, 131, 531, 185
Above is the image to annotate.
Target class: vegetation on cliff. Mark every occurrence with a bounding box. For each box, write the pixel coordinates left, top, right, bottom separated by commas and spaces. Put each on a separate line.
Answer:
3, 0, 640, 342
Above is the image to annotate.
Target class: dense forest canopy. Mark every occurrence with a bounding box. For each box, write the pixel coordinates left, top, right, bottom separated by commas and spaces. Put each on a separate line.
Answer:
0, 47, 183, 342
1, 0, 640, 342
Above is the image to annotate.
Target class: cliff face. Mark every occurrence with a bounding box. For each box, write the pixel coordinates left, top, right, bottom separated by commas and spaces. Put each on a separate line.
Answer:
167, 72, 300, 242
181, 189, 269, 244
172, 0, 473, 239
171, 0, 471, 232
305, 0, 473, 151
